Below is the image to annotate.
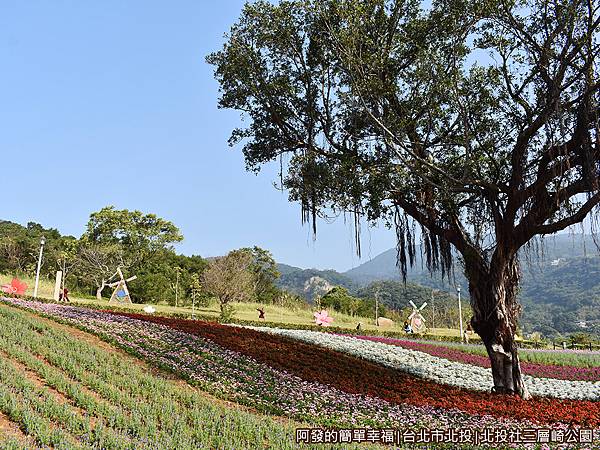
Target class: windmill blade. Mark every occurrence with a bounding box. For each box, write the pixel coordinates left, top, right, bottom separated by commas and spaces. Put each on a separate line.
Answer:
125, 275, 137, 282
419, 302, 428, 310
408, 312, 416, 320
107, 281, 121, 288
106, 271, 119, 282
409, 300, 417, 310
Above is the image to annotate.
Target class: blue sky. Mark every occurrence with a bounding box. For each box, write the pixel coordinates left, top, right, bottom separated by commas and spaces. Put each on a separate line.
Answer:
0, 1, 396, 271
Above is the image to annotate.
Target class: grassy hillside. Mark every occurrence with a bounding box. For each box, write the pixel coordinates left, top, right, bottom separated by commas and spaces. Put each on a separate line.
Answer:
0, 303, 328, 449
1, 273, 471, 339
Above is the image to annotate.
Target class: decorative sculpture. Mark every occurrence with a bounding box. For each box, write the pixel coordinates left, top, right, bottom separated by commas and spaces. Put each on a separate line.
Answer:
377, 317, 394, 328
107, 267, 137, 305
1, 278, 28, 296
314, 310, 334, 326
53, 271, 63, 301
408, 300, 428, 334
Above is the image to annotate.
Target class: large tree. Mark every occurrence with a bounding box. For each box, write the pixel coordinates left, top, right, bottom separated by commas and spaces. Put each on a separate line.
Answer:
239, 246, 281, 302
208, 0, 599, 398
201, 250, 255, 320
0, 220, 67, 277
83, 206, 183, 266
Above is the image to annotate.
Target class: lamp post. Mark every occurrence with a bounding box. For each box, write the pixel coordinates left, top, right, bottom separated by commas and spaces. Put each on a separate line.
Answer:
431, 289, 438, 331
33, 236, 46, 298
191, 288, 196, 319
375, 287, 379, 326
457, 286, 464, 342
175, 267, 180, 308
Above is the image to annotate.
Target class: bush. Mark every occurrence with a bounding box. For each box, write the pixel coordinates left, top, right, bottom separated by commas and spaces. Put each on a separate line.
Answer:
219, 304, 236, 323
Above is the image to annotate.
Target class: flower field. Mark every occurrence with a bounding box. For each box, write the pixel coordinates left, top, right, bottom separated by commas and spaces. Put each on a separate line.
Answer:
239, 326, 599, 400
0, 301, 372, 449
0, 297, 599, 449
344, 335, 600, 381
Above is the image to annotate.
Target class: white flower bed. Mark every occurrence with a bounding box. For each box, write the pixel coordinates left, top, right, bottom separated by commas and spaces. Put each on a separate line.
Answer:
244, 326, 600, 401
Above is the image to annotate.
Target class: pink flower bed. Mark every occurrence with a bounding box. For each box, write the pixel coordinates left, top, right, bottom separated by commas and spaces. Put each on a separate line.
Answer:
348, 335, 600, 382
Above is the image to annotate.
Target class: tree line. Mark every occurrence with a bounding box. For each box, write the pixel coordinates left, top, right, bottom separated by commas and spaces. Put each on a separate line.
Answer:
0, 207, 306, 319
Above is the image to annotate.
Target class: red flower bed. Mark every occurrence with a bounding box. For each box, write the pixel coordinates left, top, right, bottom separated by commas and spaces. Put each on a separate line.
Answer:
109, 311, 600, 427
349, 335, 600, 381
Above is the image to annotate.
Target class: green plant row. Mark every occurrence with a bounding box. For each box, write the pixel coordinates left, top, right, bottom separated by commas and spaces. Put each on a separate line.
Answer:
0, 303, 366, 449
0, 355, 85, 449
0, 306, 263, 448
0, 335, 149, 448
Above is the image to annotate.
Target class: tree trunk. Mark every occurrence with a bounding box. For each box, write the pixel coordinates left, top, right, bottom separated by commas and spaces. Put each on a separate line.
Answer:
96, 280, 106, 300
466, 254, 531, 399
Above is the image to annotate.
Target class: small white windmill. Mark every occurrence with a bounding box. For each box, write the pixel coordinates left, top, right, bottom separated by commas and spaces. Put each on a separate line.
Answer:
107, 267, 137, 305
408, 300, 428, 333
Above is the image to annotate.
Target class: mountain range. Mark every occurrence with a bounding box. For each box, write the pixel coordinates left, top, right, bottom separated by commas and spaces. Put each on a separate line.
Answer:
277, 233, 600, 337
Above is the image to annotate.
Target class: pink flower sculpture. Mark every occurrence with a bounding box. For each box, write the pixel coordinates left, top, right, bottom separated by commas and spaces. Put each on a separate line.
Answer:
314, 310, 334, 326
1, 278, 28, 296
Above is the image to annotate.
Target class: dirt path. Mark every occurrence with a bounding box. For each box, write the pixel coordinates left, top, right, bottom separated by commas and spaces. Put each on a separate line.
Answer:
0, 410, 31, 445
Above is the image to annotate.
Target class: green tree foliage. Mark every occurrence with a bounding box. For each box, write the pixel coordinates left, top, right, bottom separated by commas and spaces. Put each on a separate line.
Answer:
1, 212, 207, 305
83, 206, 183, 265
356, 280, 471, 329
519, 257, 600, 336
238, 246, 281, 302
320, 286, 388, 318
0, 220, 71, 279
190, 273, 212, 308
569, 332, 599, 346
122, 250, 207, 304
209, 0, 600, 398
81, 207, 188, 303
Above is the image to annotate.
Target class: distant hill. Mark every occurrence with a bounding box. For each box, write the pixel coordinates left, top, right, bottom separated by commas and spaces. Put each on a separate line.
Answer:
276, 263, 355, 301
519, 256, 600, 336
279, 234, 600, 337
343, 248, 401, 285
342, 233, 600, 285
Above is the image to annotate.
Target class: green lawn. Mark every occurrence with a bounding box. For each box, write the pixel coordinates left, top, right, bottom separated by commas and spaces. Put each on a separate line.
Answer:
1, 273, 420, 334
0, 273, 547, 343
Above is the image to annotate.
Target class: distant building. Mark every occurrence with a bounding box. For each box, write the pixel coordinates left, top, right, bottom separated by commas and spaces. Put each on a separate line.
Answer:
550, 258, 562, 266
577, 321, 588, 329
